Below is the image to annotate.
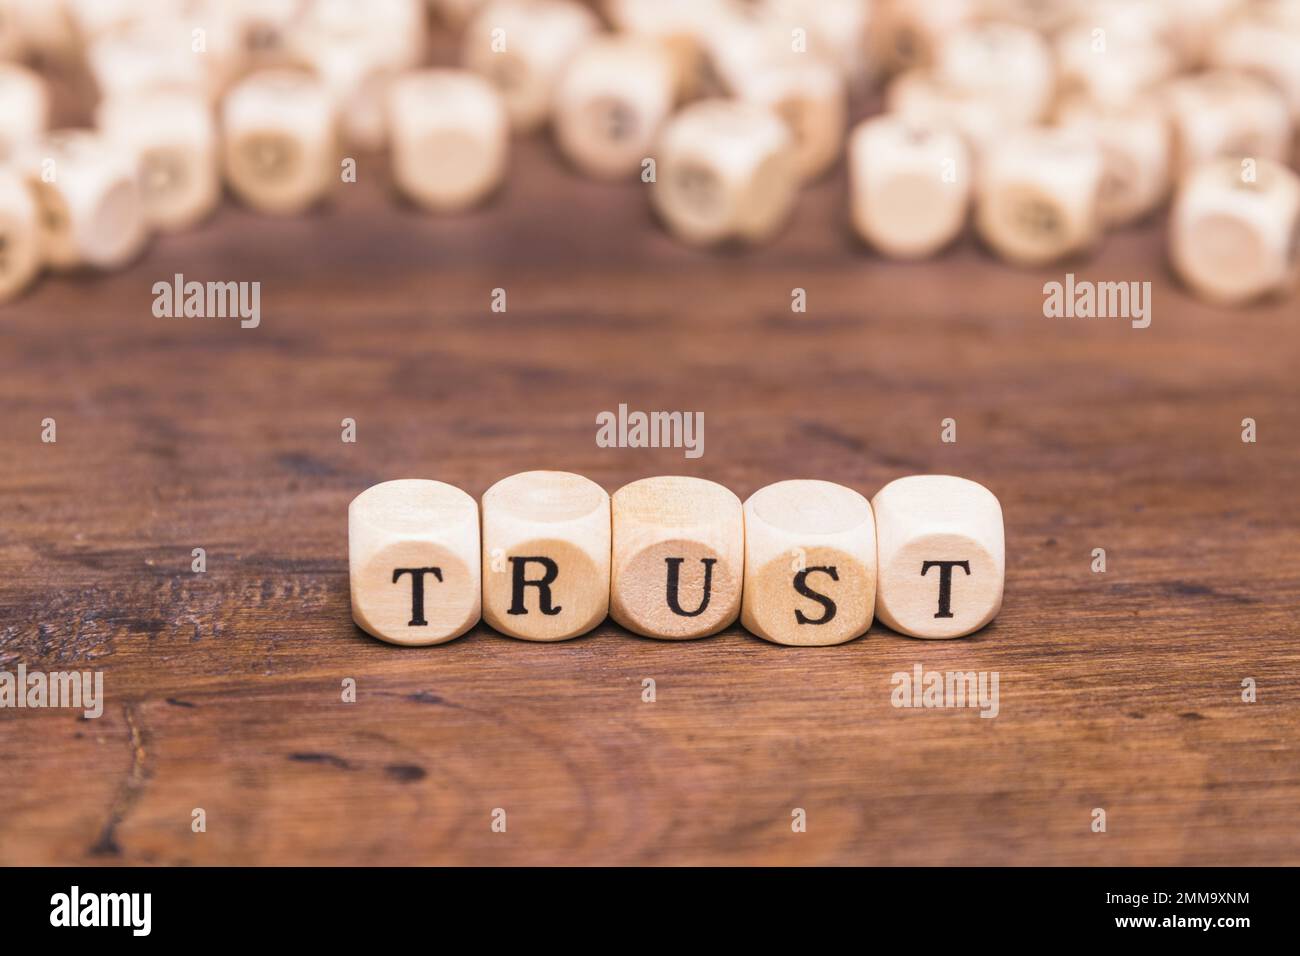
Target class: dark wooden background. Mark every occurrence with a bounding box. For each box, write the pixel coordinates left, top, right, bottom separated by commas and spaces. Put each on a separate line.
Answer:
2, 65, 1298, 865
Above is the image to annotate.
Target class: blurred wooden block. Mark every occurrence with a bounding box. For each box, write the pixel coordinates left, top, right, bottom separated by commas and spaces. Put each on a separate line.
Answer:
1055, 94, 1171, 227
481, 470, 611, 641
0, 0, 24, 60
429, 0, 489, 29
1160, 0, 1245, 68
226, 0, 309, 73
1054, 17, 1176, 109
9, 0, 80, 63
300, 52, 395, 151
754, 0, 874, 87
221, 69, 337, 215
19, 130, 148, 271
97, 89, 219, 231
349, 479, 482, 646
848, 114, 971, 259
1170, 156, 1300, 304
731, 55, 847, 181
387, 69, 508, 212
885, 69, 1004, 161
934, 22, 1054, 126
288, 0, 425, 149
701, 5, 792, 95
872, 475, 1004, 640
0, 63, 47, 164
553, 37, 675, 180
606, 0, 723, 100
978, 0, 1086, 35
741, 479, 876, 646
1164, 71, 1291, 178
291, 0, 424, 71
652, 99, 799, 247
86, 21, 212, 103
610, 476, 743, 640
0, 167, 41, 303
975, 127, 1102, 266
64, 0, 142, 41
462, 0, 598, 132
871, 0, 975, 74
1209, 8, 1300, 122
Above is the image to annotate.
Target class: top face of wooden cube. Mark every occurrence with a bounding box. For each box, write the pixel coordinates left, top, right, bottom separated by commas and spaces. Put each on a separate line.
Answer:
350, 478, 479, 537
611, 474, 742, 530
483, 469, 609, 524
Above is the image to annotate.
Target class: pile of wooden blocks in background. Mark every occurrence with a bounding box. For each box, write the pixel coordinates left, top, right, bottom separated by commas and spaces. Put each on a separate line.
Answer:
349, 473, 1005, 646
1, 0, 1299, 305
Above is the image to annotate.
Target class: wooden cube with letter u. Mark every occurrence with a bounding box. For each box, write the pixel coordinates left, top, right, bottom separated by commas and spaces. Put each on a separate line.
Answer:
610, 476, 743, 640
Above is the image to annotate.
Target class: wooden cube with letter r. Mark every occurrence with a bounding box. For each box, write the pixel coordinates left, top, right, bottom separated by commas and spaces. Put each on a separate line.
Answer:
481, 470, 610, 641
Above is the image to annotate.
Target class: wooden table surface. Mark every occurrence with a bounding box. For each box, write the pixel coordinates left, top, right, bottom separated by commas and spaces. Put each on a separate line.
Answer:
2, 105, 1298, 865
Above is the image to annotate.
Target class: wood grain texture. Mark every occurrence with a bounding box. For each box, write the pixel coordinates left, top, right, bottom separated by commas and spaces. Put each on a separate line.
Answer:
1, 92, 1298, 866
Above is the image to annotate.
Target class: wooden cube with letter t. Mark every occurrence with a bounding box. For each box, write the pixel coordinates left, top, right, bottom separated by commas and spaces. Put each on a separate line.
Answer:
872, 476, 1004, 639
481, 471, 611, 641
348, 479, 482, 645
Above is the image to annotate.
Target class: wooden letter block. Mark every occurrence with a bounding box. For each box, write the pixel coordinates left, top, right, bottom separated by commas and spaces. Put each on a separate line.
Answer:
1054, 94, 1171, 227
750, 0, 874, 85
21, 130, 148, 271
287, 0, 427, 152
610, 476, 743, 640
1209, 9, 1300, 122
884, 69, 1005, 162
651, 99, 799, 247
1170, 156, 1300, 304
462, 0, 598, 132
872, 0, 976, 74
978, 0, 1085, 35
1054, 18, 1175, 110
1163, 71, 1291, 178
731, 56, 847, 181
934, 22, 1054, 126
349, 479, 481, 646
289, 0, 425, 72
388, 69, 508, 212
872, 475, 1004, 639
221, 69, 337, 215
0, 63, 48, 163
86, 23, 212, 105
481, 470, 611, 642
849, 115, 971, 259
975, 127, 1102, 266
741, 480, 876, 647
607, 0, 722, 100
97, 89, 220, 232
553, 37, 675, 180
0, 167, 41, 303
